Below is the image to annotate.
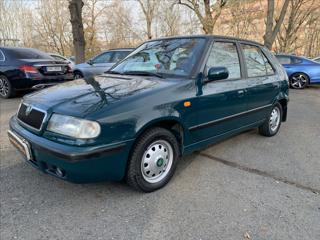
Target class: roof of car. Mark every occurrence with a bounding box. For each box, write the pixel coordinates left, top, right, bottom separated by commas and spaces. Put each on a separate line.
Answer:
145, 34, 264, 46
275, 54, 307, 59
107, 48, 134, 51
0, 46, 37, 51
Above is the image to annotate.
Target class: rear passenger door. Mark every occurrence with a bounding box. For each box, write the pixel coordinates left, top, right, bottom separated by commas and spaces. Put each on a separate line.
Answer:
192, 41, 248, 141
240, 44, 279, 123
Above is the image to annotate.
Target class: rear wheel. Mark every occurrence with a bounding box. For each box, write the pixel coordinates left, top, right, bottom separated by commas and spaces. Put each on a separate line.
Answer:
289, 73, 309, 89
259, 103, 282, 137
0, 75, 14, 98
126, 127, 180, 192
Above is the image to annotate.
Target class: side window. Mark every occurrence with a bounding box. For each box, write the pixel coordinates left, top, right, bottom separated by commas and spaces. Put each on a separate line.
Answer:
242, 44, 275, 77
92, 52, 113, 64
206, 42, 241, 80
291, 57, 302, 64
277, 56, 291, 65
0, 50, 5, 61
112, 51, 130, 62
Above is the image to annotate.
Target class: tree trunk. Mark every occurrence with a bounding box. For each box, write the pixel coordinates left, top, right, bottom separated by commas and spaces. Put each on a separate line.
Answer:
69, 0, 85, 64
264, 0, 290, 50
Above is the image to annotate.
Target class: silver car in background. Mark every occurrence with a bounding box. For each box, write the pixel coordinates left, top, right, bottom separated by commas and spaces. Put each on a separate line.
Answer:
73, 48, 133, 79
49, 53, 76, 70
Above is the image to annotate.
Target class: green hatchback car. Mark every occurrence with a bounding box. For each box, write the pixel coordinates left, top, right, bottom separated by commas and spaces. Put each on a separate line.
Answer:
8, 36, 289, 192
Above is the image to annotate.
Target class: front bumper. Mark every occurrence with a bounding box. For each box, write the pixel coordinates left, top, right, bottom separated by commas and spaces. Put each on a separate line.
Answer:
9, 116, 134, 183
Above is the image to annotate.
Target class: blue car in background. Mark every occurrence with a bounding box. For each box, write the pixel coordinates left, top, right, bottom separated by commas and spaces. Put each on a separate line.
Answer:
276, 54, 320, 89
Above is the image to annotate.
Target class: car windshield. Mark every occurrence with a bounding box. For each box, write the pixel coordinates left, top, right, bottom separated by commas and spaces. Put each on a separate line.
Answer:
110, 38, 206, 78
9, 48, 53, 59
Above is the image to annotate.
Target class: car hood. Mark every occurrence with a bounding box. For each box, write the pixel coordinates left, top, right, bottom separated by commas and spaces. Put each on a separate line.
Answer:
23, 74, 177, 118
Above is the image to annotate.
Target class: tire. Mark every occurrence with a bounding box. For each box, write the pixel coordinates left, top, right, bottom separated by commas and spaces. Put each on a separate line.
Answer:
259, 103, 283, 137
289, 73, 309, 89
73, 71, 83, 79
126, 127, 180, 192
0, 75, 15, 98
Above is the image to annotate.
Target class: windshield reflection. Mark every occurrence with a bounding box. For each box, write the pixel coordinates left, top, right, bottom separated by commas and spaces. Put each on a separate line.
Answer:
111, 38, 206, 78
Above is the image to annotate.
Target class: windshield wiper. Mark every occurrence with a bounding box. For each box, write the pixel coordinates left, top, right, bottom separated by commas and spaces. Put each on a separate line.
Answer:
105, 70, 122, 74
122, 71, 164, 78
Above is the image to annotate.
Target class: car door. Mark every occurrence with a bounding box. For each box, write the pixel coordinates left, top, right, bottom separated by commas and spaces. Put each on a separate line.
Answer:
191, 40, 248, 142
90, 51, 114, 75
240, 44, 279, 123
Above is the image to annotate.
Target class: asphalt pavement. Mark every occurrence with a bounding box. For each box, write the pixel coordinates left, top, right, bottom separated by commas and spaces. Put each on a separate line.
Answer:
1, 86, 319, 240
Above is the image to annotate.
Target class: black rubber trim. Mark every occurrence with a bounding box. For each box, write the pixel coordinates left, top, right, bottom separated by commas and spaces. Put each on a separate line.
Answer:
189, 104, 272, 131
31, 142, 126, 162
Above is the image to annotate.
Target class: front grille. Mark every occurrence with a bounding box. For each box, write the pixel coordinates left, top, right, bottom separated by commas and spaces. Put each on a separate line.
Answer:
17, 103, 46, 130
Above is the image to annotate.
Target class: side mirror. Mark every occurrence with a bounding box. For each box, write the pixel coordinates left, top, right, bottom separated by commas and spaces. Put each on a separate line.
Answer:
87, 59, 93, 65
206, 67, 229, 83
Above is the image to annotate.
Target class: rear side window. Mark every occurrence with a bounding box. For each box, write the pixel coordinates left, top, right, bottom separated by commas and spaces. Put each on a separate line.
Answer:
112, 51, 130, 62
8, 48, 52, 59
291, 57, 302, 64
206, 42, 241, 80
0, 50, 4, 61
242, 44, 275, 77
276, 56, 291, 64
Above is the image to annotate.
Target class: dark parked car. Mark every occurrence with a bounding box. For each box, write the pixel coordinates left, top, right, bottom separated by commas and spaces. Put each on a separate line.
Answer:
73, 48, 133, 79
8, 36, 289, 192
276, 54, 320, 89
0, 47, 74, 98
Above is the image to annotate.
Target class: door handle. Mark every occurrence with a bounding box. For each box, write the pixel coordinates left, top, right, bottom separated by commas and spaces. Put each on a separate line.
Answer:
238, 90, 245, 97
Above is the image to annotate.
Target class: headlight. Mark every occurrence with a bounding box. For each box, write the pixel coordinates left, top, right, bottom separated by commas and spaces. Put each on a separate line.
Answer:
47, 114, 101, 139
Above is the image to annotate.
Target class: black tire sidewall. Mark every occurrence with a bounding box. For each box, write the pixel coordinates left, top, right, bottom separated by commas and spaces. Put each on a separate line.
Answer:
74, 72, 83, 79
128, 128, 180, 192
268, 103, 282, 136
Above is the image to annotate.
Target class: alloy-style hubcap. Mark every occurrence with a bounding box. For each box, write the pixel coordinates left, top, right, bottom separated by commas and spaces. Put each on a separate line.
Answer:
141, 140, 173, 183
269, 107, 280, 132
0, 78, 9, 97
291, 74, 307, 89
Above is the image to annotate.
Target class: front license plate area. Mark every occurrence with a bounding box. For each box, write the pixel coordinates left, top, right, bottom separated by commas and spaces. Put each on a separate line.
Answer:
46, 66, 62, 72
8, 130, 33, 161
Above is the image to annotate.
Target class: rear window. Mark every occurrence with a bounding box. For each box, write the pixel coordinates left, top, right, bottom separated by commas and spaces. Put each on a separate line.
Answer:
8, 48, 52, 59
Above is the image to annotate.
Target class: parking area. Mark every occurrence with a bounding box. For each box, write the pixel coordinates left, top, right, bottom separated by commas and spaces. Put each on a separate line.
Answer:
1, 87, 319, 240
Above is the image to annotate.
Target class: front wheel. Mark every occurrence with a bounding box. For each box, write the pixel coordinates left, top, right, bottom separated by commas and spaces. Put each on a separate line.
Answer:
259, 103, 283, 137
126, 127, 180, 192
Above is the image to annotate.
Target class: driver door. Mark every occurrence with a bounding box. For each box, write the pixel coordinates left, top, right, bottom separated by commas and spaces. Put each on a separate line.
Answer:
192, 41, 248, 142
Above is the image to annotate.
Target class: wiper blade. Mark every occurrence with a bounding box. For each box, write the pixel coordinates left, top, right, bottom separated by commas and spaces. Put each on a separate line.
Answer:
105, 70, 122, 74
122, 71, 164, 78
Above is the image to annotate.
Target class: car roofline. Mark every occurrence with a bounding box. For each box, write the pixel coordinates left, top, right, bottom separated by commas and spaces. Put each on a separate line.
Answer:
143, 34, 263, 46
104, 48, 134, 52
